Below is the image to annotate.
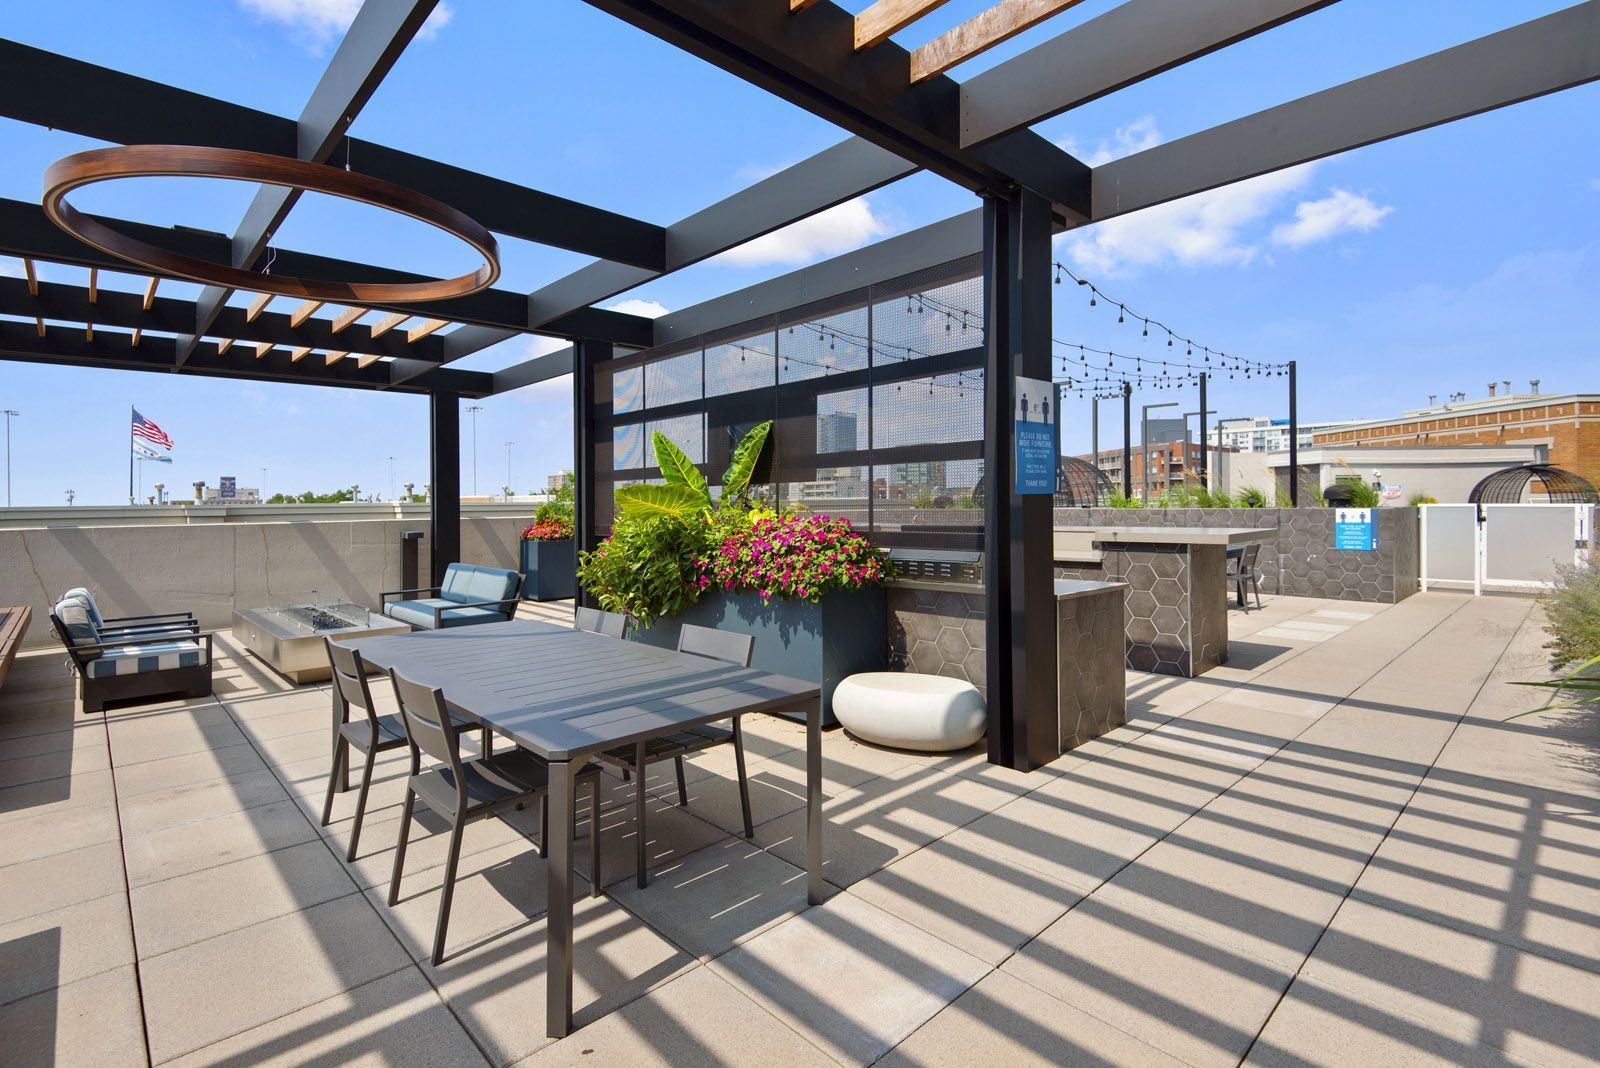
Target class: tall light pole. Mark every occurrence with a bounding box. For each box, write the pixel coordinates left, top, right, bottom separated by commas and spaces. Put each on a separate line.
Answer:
388, 455, 395, 501
1141, 400, 1178, 502
2, 409, 17, 508
65, 489, 75, 506
465, 404, 483, 495
260, 467, 267, 501
504, 441, 514, 497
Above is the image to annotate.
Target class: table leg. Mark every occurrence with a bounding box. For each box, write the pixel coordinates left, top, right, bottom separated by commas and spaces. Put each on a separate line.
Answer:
546, 757, 576, 1039
806, 699, 823, 905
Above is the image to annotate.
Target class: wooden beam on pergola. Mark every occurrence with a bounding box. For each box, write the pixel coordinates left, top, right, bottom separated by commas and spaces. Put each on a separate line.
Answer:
288, 299, 323, 328
407, 318, 447, 343
854, 0, 952, 50
370, 312, 409, 338
246, 293, 274, 323
290, 346, 312, 362
22, 257, 37, 296
216, 337, 234, 355
253, 341, 272, 357
330, 306, 365, 333
325, 350, 347, 365
911, 0, 1090, 82
142, 276, 159, 310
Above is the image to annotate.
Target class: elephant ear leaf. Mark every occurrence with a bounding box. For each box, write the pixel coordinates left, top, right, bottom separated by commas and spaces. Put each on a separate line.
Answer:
613, 483, 707, 523
652, 432, 709, 503
721, 420, 773, 499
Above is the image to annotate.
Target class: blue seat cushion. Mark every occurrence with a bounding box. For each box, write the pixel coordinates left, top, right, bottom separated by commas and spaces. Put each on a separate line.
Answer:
84, 639, 207, 679
384, 598, 506, 630
438, 564, 520, 608
53, 598, 99, 646
61, 588, 105, 627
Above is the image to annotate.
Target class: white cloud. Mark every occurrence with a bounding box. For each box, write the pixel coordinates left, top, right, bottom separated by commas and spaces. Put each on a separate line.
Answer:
239, 0, 453, 50
1271, 189, 1394, 247
1057, 114, 1162, 166
603, 298, 669, 319
1063, 165, 1316, 274
716, 196, 894, 268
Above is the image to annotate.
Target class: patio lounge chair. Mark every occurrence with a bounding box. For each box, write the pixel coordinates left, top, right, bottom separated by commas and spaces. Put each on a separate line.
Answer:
60, 586, 198, 640
386, 668, 603, 965
49, 596, 213, 714
600, 622, 755, 889
380, 563, 521, 630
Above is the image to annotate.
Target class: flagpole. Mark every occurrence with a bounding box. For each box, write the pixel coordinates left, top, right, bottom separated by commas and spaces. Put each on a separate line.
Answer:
129, 406, 135, 505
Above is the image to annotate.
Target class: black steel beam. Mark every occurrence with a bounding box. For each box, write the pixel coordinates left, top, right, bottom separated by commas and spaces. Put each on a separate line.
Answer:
959, 0, 1339, 147
0, 277, 448, 362
429, 392, 463, 584
1093, 2, 1600, 220
0, 38, 666, 269
573, 340, 607, 603
0, 321, 493, 396
581, 0, 1090, 217
493, 346, 575, 394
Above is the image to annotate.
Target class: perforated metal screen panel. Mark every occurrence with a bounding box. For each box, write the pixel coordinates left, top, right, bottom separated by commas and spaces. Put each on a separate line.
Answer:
592, 255, 986, 549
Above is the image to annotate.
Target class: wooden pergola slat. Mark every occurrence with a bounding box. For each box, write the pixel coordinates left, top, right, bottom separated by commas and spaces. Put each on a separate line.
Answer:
330, 305, 365, 333
246, 292, 275, 323
911, 0, 1089, 82
325, 350, 347, 365
142, 276, 159, 310
216, 337, 234, 355
253, 341, 272, 357
288, 299, 324, 328
290, 346, 312, 362
369, 312, 408, 338
855, 0, 952, 50
23, 257, 37, 296
406, 318, 447, 343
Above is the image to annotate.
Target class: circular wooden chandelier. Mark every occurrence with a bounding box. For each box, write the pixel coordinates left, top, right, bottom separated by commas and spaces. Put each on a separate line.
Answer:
42, 145, 500, 303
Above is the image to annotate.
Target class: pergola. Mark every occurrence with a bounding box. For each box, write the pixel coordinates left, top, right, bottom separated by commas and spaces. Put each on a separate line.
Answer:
3, 1, 1597, 771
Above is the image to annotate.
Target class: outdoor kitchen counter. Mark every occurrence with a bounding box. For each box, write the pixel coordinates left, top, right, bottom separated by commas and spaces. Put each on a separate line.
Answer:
1054, 527, 1272, 677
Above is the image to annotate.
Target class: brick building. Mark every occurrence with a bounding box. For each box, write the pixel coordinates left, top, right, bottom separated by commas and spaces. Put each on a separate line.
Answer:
1079, 439, 1208, 498
1314, 391, 1600, 484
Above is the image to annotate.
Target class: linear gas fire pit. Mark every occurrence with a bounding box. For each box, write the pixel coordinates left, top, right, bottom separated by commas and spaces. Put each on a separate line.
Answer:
233, 595, 408, 684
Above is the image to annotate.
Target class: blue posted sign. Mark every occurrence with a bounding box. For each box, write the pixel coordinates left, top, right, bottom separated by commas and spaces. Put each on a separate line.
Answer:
1015, 375, 1056, 495
1334, 507, 1377, 551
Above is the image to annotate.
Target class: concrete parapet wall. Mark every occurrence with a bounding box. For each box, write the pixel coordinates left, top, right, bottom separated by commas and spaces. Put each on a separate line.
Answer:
0, 515, 532, 649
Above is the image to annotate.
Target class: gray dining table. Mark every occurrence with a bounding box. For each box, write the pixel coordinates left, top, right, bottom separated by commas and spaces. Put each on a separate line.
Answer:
339, 618, 823, 1038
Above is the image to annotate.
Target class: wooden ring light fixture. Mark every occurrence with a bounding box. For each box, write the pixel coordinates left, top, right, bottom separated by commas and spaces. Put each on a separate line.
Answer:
42, 145, 500, 303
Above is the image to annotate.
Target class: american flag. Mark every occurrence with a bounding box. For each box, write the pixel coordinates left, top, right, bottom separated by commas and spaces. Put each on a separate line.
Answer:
131, 409, 173, 449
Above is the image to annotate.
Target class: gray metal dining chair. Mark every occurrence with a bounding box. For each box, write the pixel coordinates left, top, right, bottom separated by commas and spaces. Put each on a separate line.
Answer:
1231, 542, 1264, 611
320, 638, 493, 862
600, 622, 755, 889
386, 668, 604, 965
574, 606, 628, 639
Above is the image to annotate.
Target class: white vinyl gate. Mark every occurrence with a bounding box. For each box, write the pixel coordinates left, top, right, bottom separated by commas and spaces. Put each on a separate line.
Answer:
1420, 503, 1593, 593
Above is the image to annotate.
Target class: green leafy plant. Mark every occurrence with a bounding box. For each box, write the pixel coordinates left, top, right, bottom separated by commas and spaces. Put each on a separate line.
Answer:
525, 472, 574, 539
1106, 489, 1140, 509
613, 420, 774, 522
1538, 554, 1600, 671
1511, 651, 1600, 717
1237, 486, 1268, 508
1407, 492, 1438, 506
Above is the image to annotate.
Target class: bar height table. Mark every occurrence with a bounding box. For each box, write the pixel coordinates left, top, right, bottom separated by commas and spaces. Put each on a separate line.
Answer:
339, 619, 823, 1037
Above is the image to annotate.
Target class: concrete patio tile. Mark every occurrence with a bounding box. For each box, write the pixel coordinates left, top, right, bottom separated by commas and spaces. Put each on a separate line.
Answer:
232, 703, 329, 741
879, 968, 1188, 1068
0, 964, 147, 1068
0, 840, 126, 925
763, 734, 920, 793
124, 798, 319, 887
375, 836, 589, 963
0, 798, 121, 865
0, 766, 115, 823
904, 740, 1061, 794
1296, 898, 1600, 1068
0, 719, 102, 761
0, 891, 134, 1005
517, 964, 833, 1068
131, 839, 359, 958
0, 726, 109, 790
139, 892, 412, 1064
107, 714, 248, 766
423, 893, 695, 1067
1197, 744, 1421, 844
1002, 892, 1299, 1067
641, 752, 810, 836
250, 725, 339, 768
223, 686, 333, 718
606, 835, 833, 960
167, 967, 488, 1068
759, 762, 1022, 889
117, 766, 289, 837
850, 835, 1084, 966
116, 743, 269, 803
712, 891, 990, 1065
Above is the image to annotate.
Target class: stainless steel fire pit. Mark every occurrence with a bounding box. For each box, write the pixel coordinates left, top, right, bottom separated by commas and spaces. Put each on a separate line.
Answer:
233, 593, 409, 684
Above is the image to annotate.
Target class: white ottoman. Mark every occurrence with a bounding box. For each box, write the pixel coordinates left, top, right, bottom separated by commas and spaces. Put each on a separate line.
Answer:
833, 672, 986, 752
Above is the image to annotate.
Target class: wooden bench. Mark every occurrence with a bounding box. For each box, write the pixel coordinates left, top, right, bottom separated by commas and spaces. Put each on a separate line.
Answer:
0, 606, 32, 691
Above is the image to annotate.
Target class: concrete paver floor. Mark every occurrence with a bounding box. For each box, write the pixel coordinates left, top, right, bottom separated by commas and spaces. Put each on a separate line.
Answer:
1, 592, 1595, 1066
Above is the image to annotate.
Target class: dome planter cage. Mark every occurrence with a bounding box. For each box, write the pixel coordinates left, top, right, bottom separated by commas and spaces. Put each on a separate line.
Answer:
970, 456, 1117, 508
1467, 464, 1599, 505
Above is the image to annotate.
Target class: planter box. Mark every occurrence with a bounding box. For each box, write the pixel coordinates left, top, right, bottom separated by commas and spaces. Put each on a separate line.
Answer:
520, 539, 575, 601
627, 587, 886, 726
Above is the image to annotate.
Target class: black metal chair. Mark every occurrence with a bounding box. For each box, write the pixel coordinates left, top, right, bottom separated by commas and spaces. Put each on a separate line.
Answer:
320, 638, 492, 862
1230, 542, 1264, 610
574, 606, 628, 639
600, 623, 755, 889
386, 668, 603, 966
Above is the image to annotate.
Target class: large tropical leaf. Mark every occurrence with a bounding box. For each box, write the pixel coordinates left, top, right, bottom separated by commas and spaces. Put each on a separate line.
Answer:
651, 432, 710, 503
613, 483, 706, 523
721, 419, 773, 499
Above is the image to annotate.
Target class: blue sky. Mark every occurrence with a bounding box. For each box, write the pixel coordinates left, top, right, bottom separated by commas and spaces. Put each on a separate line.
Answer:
1, 0, 1596, 505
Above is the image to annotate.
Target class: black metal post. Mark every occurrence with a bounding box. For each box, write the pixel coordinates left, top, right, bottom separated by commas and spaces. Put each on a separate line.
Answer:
428, 391, 460, 587
572, 340, 603, 607
1198, 372, 1209, 488
1121, 381, 1133, 497
1090, 394, 1099, 478
982, 187, 1056, 772
1288, 359, 1299, 506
